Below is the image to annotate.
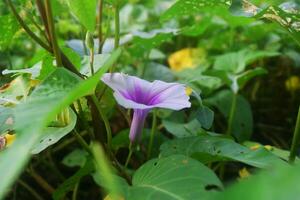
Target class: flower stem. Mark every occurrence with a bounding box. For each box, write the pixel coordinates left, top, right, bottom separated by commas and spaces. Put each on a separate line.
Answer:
114, 3, 120, 50
226, 92, 237, 136
125, 143, 133, 168
72, 181, 80, 200
91, 95, 112, 149
73, 130, 93, 155
18, 180, 45, 200
97, 0, 104, 54
147, 110, 157, 159
44, 0, 62, 66
289, 106, 300, 163
90, 48, 95, 75
28, 167, 55, 194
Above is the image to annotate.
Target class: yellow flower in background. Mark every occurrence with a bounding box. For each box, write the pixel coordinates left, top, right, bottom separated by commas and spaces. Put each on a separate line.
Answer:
185, 87, 193, 96
285, 76, 300, 91
0, 133, 16, 150
5, 134, 16, 146
168, 48, 206, 72
238, 168, 251, 179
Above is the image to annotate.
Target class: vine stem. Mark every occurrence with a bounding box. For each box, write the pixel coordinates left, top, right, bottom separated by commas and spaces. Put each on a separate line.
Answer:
89, 48, 95, 75
114, 3, 120, 50
97, 0, 104, 54
44, 0, 62, 66
73, 130, 93, 155
226, 92, 238, 136
109, 2, 120, 73
147, 110, 157, 159
125, 143, 133, 168
6, 0, 52, 52
72, 181, 80, 200
91, 95, 112, 149
27, 167, 55, 194
18, 180, 45, 200
289, 106, 300, 163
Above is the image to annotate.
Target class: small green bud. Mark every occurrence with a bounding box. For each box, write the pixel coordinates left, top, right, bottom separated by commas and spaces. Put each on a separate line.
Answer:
85, 31, 94, 50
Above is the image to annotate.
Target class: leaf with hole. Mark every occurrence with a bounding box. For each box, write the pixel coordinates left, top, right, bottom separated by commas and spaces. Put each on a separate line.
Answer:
127, 155, 223, 200
31, 108, 77, 154
160, 135, 285, 168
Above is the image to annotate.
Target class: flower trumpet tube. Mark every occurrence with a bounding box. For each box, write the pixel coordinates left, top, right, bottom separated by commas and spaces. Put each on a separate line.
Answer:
101, 73, 191, 142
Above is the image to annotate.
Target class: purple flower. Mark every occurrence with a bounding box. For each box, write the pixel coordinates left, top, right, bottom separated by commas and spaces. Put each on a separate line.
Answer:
101, 73, 191, 142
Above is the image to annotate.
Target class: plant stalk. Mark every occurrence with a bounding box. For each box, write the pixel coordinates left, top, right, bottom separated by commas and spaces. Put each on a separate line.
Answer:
73, 130, 93, 155
91, 95, 112, 149
44, 0, 62, 66
147, 110, 157, 159
90, 48, 95, 75
97, 0, 104, 53
289, 106, 300, 163
18, 180, 45, 200
125, 143, 133, 168
114, 3, 120, 50
226, 92, 238, 136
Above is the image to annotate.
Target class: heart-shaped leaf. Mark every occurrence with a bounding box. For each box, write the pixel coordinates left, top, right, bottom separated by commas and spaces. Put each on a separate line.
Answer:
160, 135, 285, 168
127, 155, 223, 200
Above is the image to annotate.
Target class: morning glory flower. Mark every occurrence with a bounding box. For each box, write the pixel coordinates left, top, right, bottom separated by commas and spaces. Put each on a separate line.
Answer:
101, 73, 191, 142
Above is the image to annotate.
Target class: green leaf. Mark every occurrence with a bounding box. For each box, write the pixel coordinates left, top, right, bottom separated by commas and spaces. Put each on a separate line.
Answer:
39, 55, 56, 80
92, 143, 127, 198
65, 0, 97, 32
0, 14, 19, 51
62, 149, 89, 167
214, 160, 300, 200
206, 90, 253, 142
163, 118, 202, 138
127, 155, 223, 200
213, 49, 278, 74
180, 73, 223, 95
0, 49, 121, 199
196, 106, 214, 130
31, 108, 77, 154
130, 29, 177, 55
230, 1, 300, 46
81, 54, 111, 76
181, 18, 211, 37
143, 62, 175, 82
61, 46, 82, 70
160, 0, 232, 22
160, 136, 285, 168
53, 159, 94, 200
2, 64, 42, 79
236, 67, 268, 91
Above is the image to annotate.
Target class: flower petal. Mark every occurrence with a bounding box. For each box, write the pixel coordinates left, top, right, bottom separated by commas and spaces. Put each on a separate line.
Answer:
101, 73, 153, 103
113, 92, 154, 109
102, 73, 191, 110
148, 80, 191, 110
